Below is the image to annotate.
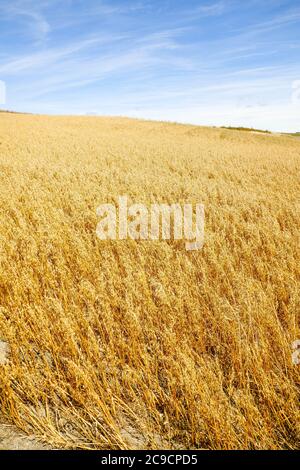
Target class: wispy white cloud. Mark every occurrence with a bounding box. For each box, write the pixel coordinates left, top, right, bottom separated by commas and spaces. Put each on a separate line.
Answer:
8, 29, 190, 99
0, 0, 52, 41
233, 6, 300, 37
195, 1, 228, 17
0, 34, 128, 73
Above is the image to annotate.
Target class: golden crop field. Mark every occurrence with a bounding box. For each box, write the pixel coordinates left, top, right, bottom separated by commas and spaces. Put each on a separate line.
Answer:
0, 112, 299, 450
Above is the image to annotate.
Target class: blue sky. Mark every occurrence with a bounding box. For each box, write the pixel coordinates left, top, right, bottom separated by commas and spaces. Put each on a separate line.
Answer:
0, 0, 299, 131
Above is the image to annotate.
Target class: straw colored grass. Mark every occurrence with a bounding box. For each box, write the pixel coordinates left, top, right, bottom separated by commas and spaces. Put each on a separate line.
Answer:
0, 113, 299, 449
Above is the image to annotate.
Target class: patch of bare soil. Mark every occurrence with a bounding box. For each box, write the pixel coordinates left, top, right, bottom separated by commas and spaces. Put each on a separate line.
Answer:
0, 416, 50, 450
